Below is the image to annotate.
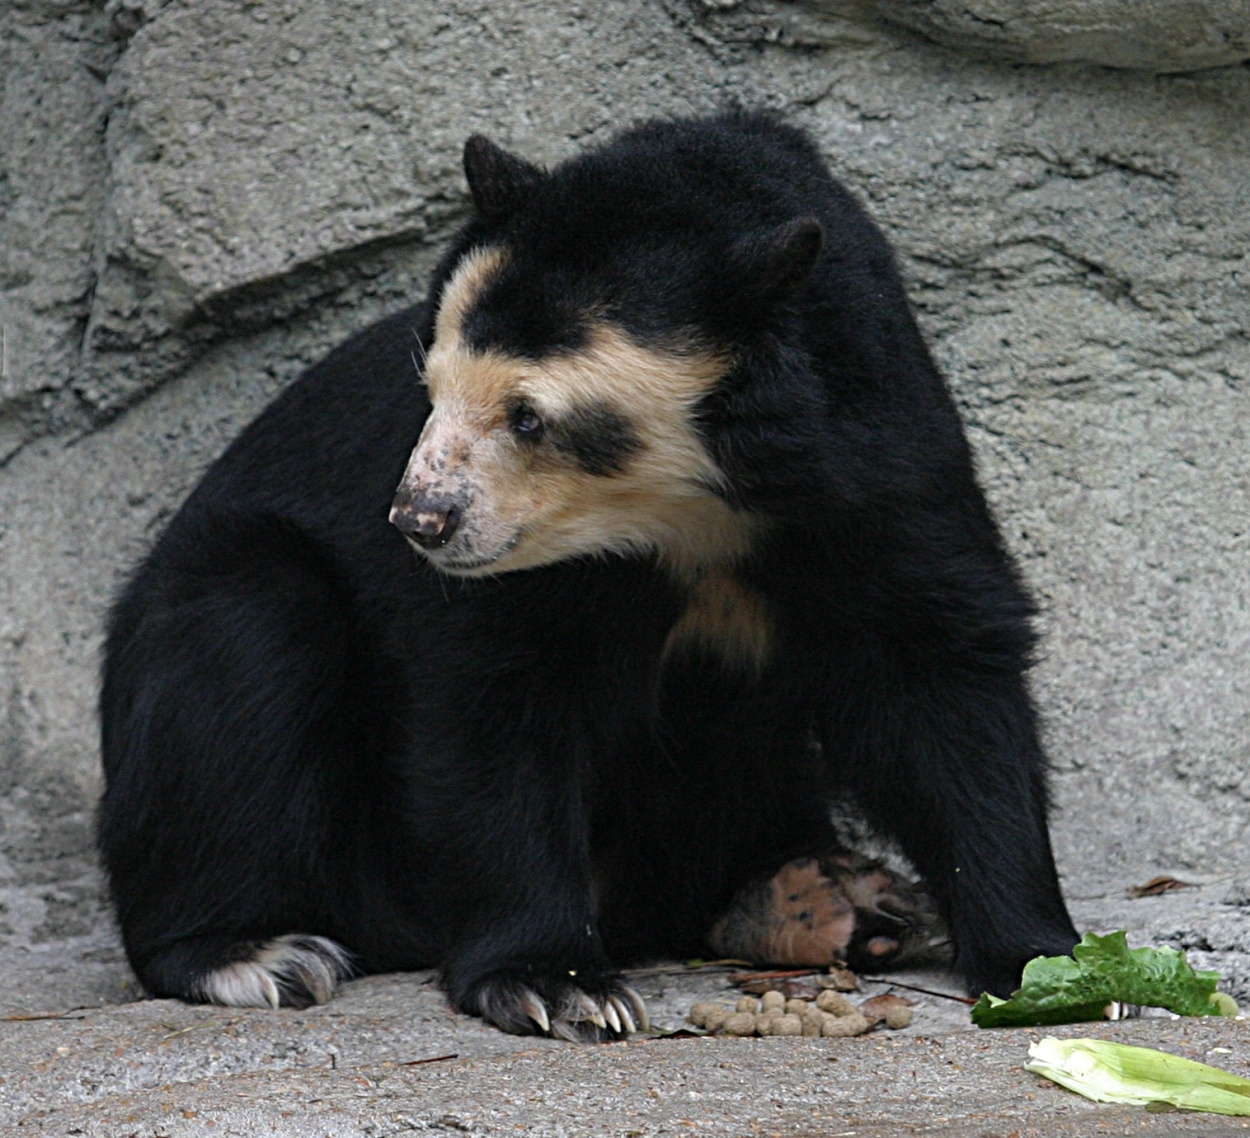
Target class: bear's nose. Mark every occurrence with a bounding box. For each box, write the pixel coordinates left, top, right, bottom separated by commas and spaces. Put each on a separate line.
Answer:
390, 494, 461, 549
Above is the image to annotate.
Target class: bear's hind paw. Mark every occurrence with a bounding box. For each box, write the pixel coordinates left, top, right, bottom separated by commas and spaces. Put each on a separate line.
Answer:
823, 852, 946, 972
194, 934, 354, 1009
708, 854, 945, 971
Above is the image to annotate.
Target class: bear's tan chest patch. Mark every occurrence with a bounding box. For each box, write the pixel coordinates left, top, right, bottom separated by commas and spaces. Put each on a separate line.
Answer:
663, 571, 774, 673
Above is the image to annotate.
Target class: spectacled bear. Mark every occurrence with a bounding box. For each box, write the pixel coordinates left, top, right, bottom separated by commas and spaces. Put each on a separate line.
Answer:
98, 110, 1078, 1040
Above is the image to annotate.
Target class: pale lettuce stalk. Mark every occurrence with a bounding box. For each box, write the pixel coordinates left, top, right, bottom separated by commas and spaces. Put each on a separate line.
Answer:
1026, 1037, 1250, 1116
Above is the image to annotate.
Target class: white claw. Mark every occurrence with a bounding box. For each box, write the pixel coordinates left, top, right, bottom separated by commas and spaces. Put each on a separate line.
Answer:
519, 988, 550, 1034
611, 995, 636, 1034
549, 1017, 582, 1043
603, 998, 622, 1034
575, 992, 607, 1029
623, 986, 650, 1031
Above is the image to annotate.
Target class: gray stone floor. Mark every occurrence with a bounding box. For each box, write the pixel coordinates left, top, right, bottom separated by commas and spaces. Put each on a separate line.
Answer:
3, 982, 1248, 1136
4, 871, 1250, 1135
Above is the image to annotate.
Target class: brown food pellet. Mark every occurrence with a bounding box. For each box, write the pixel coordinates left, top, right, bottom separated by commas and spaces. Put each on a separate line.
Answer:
736, 996, 760, 1015
821, 966, 859, 991
722, 1011, 757, 1036
816, 990, 855, 1016
760, 990, 785, 1012
755, 1012, 782, 1035
783, 998, 808, 1016
704, 1005, 732, 1031
822, 1011, 870, 1037
774, 1013, 803, 1036
884, 1005, 914, 1030
857, 992, 915, 1026
802, 1019, 822, 1037
687, 1002, 719, 1028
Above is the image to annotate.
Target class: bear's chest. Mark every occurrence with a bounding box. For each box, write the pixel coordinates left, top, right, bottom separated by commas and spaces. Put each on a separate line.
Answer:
662, 570, 774, 673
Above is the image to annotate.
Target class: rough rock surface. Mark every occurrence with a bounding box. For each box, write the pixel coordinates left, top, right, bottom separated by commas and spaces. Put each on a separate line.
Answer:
793, 0, 1250, 72
3, 994, 1248, 1136
0, 2, 116, 460
1, 0, 1249, 1036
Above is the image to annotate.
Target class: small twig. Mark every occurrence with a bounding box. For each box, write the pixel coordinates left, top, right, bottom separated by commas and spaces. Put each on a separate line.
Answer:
3, 1005, 97, 1022
623, 960, 746, 977
859, 977, 976, 1006
1127, 875, 1199, 899
729, 968, 820, 983
3, 1012, 88, 1022
400, 1052, 459, 1066
159, 1020, 217, 1041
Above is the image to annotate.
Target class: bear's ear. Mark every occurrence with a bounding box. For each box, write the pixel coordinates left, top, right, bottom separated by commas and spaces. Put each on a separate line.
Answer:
730, 217, 824, 305
463, 135, 544, 221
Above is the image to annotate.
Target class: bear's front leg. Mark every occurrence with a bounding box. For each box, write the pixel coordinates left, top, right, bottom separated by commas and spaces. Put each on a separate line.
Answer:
822, 660, 1078, 999
419, 737, 648, 1041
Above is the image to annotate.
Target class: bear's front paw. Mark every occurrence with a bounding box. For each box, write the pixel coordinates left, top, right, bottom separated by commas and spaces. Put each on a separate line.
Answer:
455, 969, 649, 1042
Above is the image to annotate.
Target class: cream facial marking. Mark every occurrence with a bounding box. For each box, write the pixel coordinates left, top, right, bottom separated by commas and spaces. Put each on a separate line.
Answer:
391, 247, 759, 580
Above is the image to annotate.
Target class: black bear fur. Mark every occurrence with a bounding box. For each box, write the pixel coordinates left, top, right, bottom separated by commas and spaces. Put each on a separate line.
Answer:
99, 110, 1078, 1038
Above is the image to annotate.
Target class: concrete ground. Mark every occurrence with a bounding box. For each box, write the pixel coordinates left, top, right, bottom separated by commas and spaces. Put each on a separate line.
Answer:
2, 974, 1248, 1137
4, 879, 1250, 1137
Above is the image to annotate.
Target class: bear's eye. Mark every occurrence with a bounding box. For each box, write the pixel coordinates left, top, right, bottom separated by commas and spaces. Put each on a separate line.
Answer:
510, 405, 544, 440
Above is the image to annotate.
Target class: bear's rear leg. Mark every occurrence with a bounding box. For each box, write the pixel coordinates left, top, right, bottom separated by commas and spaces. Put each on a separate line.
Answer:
707, 855, 941, 970
140, 934, 355, 1010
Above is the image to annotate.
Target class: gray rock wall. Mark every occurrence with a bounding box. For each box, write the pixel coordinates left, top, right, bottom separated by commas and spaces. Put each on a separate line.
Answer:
802, 0, 1250, 72
1, 0, 1247, 995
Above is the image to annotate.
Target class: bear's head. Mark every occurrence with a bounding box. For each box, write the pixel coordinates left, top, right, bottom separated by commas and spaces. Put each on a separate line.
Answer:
390, 131, 824, 579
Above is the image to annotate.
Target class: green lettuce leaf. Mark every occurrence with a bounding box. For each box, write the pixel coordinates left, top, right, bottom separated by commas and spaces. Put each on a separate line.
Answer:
1026, 1037, 1250, 1116
971, 931, 1237, 1028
